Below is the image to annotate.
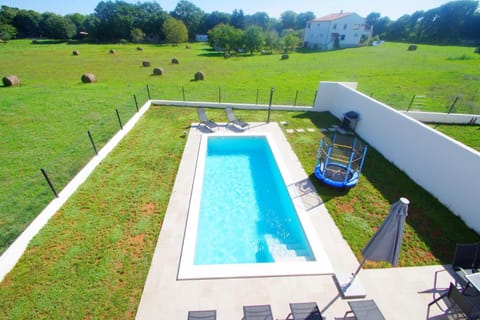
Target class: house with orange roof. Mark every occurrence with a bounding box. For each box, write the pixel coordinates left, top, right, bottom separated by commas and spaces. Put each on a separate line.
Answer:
303, 12, 372, 50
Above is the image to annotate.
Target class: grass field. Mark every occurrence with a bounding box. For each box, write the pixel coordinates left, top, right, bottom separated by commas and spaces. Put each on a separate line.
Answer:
0, 40, 479, 318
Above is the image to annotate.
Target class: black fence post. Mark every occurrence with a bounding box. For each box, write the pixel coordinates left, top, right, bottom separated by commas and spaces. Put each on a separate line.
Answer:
133, 94, 139, 112
218, 87, 221, 104
267, 87, 275, 123
88, 130, 98, 155
447, 96, 460, 114
294, 90, 299, 106
116, 108, 123, 129
146, 84, 151, 100
182, 86, 186, 101
256, 89, 259, 105
407, 94, 416, 112
40, 168, 58, 198
312, 90, 318, 107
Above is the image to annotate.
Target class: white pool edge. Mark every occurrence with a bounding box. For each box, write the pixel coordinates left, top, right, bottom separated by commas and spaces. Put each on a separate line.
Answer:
178, 130, 333, 280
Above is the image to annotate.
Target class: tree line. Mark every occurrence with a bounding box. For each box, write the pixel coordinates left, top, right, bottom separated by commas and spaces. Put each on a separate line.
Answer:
368, 0, 480, 44
0, 0, 479, 51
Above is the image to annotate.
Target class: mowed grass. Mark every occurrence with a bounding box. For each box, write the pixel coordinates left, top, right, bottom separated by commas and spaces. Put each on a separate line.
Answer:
1, 106, 479, 319
429, 123, 480, 151
1, 40, 479, 255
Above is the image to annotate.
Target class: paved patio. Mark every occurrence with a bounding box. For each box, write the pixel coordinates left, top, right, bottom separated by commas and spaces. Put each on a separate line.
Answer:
135, 122, 466, 320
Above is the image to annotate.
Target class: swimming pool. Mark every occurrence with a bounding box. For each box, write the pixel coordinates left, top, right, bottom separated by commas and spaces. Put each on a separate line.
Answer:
178, 131, 333, 279
194, 136, 314, 264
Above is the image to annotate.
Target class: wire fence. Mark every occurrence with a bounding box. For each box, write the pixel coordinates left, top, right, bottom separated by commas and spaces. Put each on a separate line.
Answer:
0, 85, 150, 255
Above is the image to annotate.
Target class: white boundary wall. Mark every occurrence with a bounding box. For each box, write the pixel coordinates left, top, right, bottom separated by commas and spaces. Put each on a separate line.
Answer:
402, 111, 479, 124
314, 81, 480, 233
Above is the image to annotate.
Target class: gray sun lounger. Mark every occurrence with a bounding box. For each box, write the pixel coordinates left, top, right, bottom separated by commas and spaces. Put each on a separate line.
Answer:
289, 302, 322, 320
197, 108, 218, 131
243, 304, 273, 320
226, 107, 249, 130
187, 309, 216, 320
344, 300, 385, 320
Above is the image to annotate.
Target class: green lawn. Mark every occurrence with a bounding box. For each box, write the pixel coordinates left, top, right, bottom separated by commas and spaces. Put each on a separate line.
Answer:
0, 40, 479, 318
429, 123, 480, 151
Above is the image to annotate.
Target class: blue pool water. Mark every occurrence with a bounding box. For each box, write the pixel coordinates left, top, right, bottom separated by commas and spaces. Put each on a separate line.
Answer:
194, 136, 315, 265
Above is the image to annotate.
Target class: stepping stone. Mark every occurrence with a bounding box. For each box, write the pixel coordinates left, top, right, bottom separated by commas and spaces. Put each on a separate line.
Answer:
328, 127, 337, 132
296, 128, 305, 133
280, 121, 289, 126
286, 129, 295, 133
307, 128, 315, 132
320, 128, 328, 132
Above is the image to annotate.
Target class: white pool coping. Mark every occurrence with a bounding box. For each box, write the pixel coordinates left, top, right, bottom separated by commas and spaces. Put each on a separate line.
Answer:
178, 131, 333, 279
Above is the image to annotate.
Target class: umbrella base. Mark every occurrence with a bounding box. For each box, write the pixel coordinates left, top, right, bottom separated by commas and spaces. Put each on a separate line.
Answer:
334, 273, 367, 299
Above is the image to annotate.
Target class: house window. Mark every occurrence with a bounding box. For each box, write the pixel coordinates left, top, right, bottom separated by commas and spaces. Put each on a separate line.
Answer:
333, 24, 337, 30
307, 23, 310, 28
343, 24, 347, 30
354, 24, 360, 30
340, 34, 345, 40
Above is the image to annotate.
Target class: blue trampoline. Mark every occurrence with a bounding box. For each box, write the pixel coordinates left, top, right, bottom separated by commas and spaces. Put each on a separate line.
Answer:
314, 134, 367, 188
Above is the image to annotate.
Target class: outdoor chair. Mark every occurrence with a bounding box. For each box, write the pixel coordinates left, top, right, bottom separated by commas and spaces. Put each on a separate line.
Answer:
242, 304, 273, 320
187, 309, 216, 320
451, 242, 480, 289
288, 302, 322, 320
197, 108, 218, 132
225, 107, 249, 130
344, 300, 385, 320
427, 282, 480, 320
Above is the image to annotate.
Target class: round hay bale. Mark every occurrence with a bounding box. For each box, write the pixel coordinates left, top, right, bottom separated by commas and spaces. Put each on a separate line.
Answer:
2, 75, 20, 87
224, 53, 231, 59
72, 50, 80, 56
194, 71, 205, 81
281, 54, 289, 60
142, 61, 151, 67
407, 44, 417, 51
109, 49, 116, 54
186, 45, 191, 49
81, 73, 96, 83
137, 46, 143, 51
171, 58, 179, 64
474, 47, 480, 54
153, 67, 164, 76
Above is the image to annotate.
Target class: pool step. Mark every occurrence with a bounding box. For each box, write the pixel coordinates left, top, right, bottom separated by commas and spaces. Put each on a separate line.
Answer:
264, 235, 308, 262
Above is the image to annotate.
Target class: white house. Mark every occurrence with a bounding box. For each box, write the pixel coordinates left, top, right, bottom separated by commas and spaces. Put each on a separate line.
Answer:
303, 12, 372, 50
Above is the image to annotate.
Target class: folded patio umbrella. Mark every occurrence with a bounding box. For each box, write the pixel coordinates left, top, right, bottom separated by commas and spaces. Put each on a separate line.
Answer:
338, 197, 409, 296
361, 197, 409, 267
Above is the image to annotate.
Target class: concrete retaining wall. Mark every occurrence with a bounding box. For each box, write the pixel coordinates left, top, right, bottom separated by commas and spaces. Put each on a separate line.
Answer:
403, 111, 479, 124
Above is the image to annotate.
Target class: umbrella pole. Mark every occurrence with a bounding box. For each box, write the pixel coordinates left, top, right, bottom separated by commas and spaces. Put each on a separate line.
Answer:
351, 258, 367, 280
342, 258, 366, 290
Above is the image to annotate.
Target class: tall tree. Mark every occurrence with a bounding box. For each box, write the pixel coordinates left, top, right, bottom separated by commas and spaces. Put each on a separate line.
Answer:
296, 11, 315, 29
162, 17, 188, 44
39, 12, 76, 39
245, 12, 269, 30
280, 11, 297, 30
207, 23, 243, 52
94, 1, 135, 41
243, 26, 264, 54
12, 10, 41, 38
366, 12, 380, 29
199, 11, 231, 34
231, 9, 245, 29
171, 0, 204, 39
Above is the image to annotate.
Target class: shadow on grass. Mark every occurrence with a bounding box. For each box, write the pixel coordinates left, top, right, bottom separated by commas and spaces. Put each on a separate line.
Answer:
290, 111, 480, 265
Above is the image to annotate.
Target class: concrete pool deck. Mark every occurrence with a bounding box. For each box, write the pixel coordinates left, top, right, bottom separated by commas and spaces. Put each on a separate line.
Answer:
135, 122, 462, 320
